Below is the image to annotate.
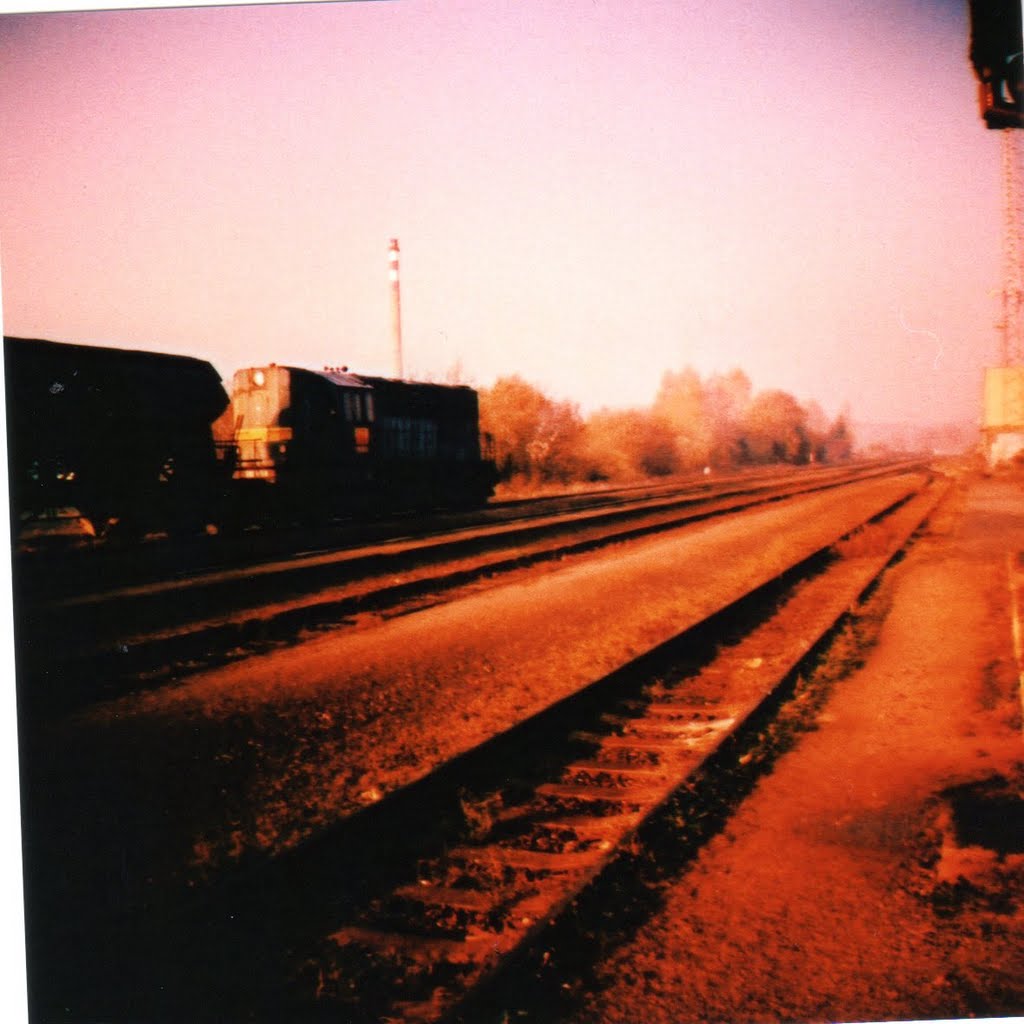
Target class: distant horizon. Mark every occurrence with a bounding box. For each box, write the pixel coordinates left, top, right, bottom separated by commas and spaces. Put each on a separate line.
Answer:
1, 329, 988, 447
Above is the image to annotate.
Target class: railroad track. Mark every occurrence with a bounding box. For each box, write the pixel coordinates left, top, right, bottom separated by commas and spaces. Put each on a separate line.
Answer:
11, 462, 804, 594
290, 475, 946, 1024
17, 460, 922, 715
43, 466, 949, 1023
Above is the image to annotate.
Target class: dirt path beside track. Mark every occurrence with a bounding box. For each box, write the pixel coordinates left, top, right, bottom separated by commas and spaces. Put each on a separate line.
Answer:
567, 469, 1024, 1024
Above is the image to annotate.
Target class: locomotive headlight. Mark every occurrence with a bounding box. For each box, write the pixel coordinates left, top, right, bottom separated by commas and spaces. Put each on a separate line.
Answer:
253, 369, 266, 387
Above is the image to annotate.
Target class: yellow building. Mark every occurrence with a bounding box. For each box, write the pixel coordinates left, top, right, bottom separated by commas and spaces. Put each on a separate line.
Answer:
983, 366, 1024, 465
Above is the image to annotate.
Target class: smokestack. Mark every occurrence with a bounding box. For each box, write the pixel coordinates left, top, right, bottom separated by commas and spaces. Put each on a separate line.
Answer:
388, 237, 403, 379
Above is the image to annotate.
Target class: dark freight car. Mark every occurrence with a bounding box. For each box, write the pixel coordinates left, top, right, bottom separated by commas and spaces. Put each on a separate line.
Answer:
4, 336, 229, 539
220, 364, 496, 516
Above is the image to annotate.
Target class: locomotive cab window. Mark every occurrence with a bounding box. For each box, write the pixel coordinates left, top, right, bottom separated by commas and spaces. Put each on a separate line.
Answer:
342, 390, 375, 423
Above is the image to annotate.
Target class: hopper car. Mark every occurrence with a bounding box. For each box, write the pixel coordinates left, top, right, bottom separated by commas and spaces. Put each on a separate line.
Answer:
4, 336, 230, 539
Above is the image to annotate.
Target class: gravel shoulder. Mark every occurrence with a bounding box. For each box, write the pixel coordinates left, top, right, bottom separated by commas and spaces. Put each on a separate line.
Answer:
565, 468, 1024, 1024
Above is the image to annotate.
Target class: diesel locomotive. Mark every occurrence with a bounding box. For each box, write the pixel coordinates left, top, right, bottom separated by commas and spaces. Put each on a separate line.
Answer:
4, 337, 497, 540
217, 363, 497, 518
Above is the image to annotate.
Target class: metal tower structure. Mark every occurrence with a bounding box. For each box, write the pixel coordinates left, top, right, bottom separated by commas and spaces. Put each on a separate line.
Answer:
968, 0, 1024, 463
998, 129, 1024, 366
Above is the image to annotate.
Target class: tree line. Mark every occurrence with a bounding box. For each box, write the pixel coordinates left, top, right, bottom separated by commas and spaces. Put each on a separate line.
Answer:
478, 367, 853, 487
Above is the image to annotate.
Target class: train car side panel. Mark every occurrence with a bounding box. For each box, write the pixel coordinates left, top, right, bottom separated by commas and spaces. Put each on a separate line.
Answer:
4, 336, 229, 537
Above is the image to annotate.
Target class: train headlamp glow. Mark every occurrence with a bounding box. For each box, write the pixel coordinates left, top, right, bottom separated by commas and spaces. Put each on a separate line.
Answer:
253, 369, 266, 387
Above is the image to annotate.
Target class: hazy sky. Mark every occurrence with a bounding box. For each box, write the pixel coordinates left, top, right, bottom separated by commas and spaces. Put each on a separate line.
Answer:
0, 0, 1012, 427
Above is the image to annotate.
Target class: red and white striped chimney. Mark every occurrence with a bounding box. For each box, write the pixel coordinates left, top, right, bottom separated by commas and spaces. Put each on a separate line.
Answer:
388, 237, 403, 379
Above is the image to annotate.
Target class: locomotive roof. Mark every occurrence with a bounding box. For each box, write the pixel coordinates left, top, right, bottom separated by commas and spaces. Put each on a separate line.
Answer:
313, 367, 372, 389
248, 364, 476, 398
310, 367, 474, 395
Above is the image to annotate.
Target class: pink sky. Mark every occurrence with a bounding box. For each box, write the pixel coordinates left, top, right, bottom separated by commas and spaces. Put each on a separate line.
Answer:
0, 0, 1011, 428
